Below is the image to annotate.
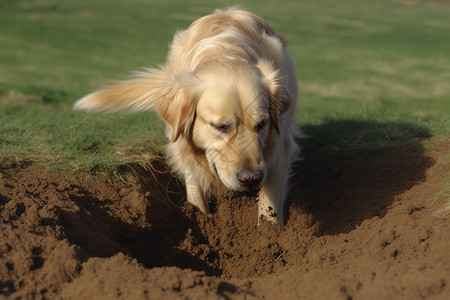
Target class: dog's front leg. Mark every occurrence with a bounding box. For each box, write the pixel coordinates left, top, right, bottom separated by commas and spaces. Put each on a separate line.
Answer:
258, 159, 289, 226
185, 178, 210, 213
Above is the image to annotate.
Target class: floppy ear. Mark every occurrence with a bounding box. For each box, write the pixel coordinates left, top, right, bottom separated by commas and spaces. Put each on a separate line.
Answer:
74, 68, 166, 112
257, 60, 292, 134
156, 72, 203, 142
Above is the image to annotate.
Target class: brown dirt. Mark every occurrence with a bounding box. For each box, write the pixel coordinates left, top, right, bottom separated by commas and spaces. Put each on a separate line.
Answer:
1, 140, 449, 299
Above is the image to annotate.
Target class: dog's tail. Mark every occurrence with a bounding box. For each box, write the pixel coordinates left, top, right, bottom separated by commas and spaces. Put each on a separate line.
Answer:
74, 68, 166, 112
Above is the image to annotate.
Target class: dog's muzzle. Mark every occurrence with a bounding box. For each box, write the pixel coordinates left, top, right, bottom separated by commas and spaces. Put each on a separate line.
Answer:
237, 169, 264, 188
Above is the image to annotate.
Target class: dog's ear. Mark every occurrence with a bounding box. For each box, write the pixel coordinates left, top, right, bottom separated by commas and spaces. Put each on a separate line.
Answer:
257, 60, 292, 134
74, 69, 166, 112
157, 72, 203, 142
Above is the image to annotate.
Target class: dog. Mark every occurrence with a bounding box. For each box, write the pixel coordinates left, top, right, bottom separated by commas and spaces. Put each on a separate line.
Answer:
74, 8, 300, 226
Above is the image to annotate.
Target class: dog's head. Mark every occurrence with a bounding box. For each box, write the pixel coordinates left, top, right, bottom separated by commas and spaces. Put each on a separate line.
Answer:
157, 60, 292, 191
75, 59, 292, 192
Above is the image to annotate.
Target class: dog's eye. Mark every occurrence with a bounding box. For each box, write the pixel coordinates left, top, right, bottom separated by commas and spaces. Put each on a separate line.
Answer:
212, 124, 230, 133
254, 119, 267, 132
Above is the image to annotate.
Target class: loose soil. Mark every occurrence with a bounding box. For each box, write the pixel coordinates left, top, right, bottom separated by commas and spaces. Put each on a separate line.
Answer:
1, 140, 449, 299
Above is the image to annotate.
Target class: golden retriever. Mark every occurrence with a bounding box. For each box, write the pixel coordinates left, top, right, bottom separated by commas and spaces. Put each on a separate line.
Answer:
74, 8, 300, 225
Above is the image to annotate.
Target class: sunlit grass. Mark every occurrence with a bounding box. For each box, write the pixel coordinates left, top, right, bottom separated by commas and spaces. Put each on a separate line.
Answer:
0, 0, 449, 173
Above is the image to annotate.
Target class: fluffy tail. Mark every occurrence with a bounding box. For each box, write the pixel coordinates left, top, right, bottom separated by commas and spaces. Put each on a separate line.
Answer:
74, 68, 166, 112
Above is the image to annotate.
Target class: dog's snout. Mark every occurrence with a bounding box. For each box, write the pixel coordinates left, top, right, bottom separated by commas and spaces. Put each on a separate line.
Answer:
237, 169, 263, 188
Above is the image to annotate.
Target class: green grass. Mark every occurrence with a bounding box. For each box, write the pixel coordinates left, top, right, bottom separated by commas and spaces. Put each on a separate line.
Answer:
0, 0, 449, 173
0, 85, 165, 173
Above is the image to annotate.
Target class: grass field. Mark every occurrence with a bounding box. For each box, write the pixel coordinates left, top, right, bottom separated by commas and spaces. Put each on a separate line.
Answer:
0, 0, 449, 173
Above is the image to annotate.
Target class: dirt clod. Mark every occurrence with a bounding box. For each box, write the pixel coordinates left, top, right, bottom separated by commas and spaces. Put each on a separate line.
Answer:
1, 141, 450, 299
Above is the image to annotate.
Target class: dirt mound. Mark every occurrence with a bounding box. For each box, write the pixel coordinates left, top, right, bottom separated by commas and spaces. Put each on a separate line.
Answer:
1, 140, 449, 299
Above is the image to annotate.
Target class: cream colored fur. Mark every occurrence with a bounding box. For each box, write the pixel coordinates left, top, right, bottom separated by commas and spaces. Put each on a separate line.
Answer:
74, 8, 300, 225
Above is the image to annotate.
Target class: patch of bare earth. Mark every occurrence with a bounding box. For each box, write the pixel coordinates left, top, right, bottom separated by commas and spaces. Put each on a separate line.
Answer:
1, 140, 449, 299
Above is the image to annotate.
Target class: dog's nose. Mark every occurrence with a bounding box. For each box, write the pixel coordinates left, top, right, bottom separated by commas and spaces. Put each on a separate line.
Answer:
237, 169, 263, 188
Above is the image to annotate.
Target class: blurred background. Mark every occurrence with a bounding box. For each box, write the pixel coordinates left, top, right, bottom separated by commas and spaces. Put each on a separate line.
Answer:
0, 0, 449, 171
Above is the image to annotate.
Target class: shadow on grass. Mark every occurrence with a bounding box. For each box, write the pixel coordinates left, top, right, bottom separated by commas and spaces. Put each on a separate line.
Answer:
289, 119, 434, 236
